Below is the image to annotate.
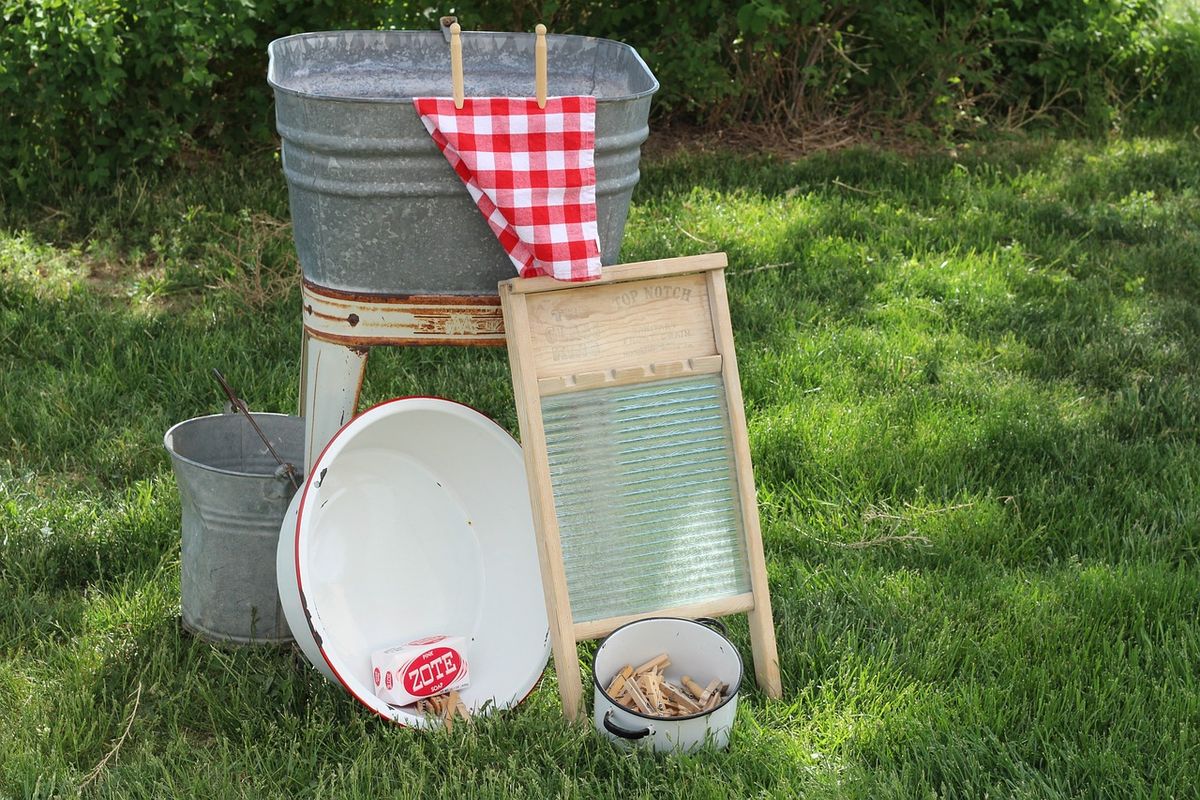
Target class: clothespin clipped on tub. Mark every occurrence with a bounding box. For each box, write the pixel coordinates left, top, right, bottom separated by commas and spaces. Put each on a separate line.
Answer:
449, 22, 465, 109
447, 21, 547, 109
535, 24, 548, 108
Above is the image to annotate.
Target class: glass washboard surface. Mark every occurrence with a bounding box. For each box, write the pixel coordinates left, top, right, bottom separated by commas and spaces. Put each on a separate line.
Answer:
541, 374, 750, 622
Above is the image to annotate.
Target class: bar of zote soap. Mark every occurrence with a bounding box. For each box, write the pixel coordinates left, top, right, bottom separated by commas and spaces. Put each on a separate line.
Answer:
370, 635, 470, 706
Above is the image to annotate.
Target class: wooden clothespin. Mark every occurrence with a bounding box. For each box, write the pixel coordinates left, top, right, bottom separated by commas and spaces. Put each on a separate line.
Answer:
450, 22, 464, 109
535, 24, 547, 108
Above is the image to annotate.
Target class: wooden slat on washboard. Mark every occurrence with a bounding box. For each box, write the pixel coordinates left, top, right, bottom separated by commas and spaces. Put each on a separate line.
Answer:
500, 253, 782, 719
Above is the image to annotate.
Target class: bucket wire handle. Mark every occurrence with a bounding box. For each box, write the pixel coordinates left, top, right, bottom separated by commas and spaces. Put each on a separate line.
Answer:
211, 368, 300, 491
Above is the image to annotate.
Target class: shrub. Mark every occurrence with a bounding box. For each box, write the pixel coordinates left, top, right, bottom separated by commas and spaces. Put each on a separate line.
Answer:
1134, 7, 1200, 131
1, 0, 1198, 188
0, 1, 266, 187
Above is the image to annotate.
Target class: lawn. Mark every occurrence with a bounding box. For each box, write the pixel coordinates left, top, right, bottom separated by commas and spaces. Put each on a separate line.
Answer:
1, 135, 1198, 798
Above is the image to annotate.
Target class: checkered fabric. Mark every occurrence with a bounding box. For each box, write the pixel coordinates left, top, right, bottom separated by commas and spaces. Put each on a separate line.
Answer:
413, 96, 602, 282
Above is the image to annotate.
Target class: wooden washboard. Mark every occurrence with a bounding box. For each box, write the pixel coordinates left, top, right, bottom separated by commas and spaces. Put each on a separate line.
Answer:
499, 253, 782, 719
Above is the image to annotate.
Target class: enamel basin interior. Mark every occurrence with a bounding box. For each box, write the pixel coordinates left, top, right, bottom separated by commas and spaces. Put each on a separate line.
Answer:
294, 397, 548, 721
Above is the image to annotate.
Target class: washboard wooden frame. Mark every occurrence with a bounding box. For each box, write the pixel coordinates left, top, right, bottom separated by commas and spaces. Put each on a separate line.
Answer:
500, 253, 782, 719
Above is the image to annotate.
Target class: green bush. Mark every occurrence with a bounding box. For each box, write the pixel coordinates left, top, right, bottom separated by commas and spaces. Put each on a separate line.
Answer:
1136, 8, 1200, 131
2, 0, 1198, 188
0, 0, 263, 187
457, 0, 1197, 135
977, 0, 1165, 131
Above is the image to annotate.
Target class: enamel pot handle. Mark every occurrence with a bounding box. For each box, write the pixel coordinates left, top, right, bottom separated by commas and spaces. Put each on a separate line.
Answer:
603, 710, 653, 740
695, 616, 728, 635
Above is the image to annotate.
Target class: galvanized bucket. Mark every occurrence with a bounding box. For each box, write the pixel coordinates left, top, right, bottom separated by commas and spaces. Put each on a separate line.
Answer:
164, 412, 303, 645
267, 29, 658, 296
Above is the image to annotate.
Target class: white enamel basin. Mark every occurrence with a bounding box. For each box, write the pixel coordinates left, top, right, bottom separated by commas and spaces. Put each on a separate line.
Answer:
277, 397, 549, 726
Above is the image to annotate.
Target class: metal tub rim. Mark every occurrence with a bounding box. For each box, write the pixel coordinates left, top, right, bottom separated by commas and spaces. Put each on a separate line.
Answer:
267, 29, 660, 105
163, 412, 300, 481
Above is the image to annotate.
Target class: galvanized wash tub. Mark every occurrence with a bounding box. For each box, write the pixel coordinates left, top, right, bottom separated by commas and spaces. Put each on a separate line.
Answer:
267, 30, 658, 297
164, 413, 303, 645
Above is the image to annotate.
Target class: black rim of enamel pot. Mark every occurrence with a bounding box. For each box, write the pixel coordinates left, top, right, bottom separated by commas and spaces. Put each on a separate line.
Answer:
591, 616, 744, 722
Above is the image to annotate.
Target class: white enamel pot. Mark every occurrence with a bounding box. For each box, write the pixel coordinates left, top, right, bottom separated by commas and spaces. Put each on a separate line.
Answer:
276, 397, 550, 727
593, 617, 743, 752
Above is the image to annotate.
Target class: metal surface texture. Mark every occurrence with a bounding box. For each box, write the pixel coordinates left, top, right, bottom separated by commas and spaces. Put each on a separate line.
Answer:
540, 375, 752, 623
268, 29, 658, 296
164, 413, 304, 645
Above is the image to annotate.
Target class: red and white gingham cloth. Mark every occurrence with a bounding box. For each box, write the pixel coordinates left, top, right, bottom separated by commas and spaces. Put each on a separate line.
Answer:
413, 96, 602, 282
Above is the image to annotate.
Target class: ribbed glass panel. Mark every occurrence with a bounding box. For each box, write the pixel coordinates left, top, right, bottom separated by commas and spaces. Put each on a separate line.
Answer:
541, 375, 751, 623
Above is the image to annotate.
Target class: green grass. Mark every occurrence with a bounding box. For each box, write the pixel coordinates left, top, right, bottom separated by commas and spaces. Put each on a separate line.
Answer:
2, 135, 1199, 798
